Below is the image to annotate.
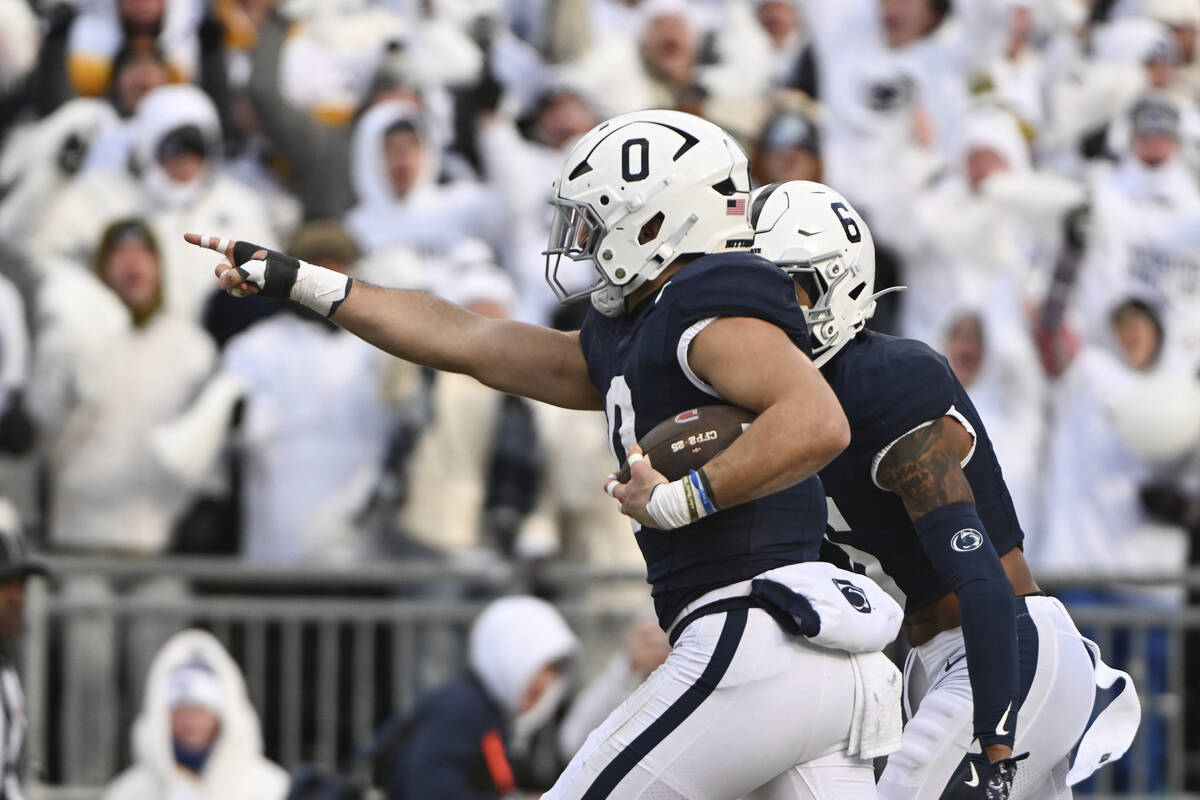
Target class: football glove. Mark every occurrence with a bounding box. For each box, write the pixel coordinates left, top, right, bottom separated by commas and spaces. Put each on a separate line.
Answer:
940, 752, 1028, 800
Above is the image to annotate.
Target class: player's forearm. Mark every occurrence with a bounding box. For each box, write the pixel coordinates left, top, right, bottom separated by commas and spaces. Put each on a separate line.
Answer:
703, 390, 849, 508
333, 282, 602, 410
331, 281, 486, 374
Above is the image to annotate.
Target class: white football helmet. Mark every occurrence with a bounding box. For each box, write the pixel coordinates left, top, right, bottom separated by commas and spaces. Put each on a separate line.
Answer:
544, 109, 754, 317
750, 180, 902, 366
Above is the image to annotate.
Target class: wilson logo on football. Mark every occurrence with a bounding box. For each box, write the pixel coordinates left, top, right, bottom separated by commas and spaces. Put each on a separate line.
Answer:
674, 409, 700, 424
951, 528, 984, 552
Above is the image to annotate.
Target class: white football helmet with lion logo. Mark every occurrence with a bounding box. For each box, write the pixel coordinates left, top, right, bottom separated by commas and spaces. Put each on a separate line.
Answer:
544, 109, 754, 317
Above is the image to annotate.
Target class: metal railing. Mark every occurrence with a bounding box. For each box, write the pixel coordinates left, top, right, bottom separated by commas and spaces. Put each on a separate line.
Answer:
19, 557, 1200, 799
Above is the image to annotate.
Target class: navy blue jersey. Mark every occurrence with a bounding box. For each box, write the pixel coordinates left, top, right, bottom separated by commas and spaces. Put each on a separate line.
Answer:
820, 330, 1025, 612
578, 252, 827, 629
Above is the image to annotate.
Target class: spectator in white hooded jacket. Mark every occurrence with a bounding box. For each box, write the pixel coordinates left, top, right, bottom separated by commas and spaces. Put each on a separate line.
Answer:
31, 84, 278, 322
29, 219, 215, 782
344, 100, 503, 261
376, 595, 578, 799
104, 628, 289, 800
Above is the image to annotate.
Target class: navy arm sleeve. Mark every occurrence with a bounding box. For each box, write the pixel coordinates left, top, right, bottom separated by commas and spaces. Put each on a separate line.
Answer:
865, 355, 1020, 750
912, 502, 1018, 749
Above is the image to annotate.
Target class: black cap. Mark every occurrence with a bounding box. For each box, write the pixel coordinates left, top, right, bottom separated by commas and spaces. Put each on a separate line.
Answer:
1131, 95, 1181, 140
761, 109, 820, 154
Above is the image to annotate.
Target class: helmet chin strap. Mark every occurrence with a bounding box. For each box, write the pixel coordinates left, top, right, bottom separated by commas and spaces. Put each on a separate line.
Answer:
645, 213, 699, 274
590, 214, 699, 318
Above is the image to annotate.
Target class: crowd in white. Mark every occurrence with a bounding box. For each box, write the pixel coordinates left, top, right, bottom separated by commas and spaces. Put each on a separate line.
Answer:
1, 0, 1200, 789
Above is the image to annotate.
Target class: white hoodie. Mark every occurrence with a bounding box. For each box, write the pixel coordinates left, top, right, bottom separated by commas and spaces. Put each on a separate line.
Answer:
104, 630, 289, 800
31, 85, 278, 322
468, 596, 579, 751
343, 100, 501, 259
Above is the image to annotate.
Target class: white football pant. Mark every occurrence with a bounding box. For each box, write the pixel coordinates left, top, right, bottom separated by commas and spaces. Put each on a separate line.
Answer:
877, 595, 1096, 799
545, 598, 876, 800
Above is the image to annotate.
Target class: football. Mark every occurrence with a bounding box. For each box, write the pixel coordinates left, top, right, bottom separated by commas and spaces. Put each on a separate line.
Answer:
617, 405, 756, 482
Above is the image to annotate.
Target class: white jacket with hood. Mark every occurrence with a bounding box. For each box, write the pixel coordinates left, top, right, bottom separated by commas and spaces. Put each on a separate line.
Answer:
344, 100, 501, 259
104, 629, 289, 800
32, 86, 278, 322
468, 596, 579, 753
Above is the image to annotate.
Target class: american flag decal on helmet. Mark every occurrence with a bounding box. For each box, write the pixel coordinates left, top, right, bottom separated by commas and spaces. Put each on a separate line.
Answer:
726, 198, 746, 215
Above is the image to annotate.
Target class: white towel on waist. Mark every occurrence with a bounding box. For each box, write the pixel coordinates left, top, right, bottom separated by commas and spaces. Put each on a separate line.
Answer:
848, 650, 904, 759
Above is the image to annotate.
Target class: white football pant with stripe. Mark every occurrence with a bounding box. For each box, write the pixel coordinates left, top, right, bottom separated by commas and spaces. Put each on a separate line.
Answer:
544, 604, 877, 800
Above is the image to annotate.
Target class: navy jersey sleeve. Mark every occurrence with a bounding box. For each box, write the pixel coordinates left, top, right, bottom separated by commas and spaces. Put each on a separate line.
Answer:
847, 343, 961, 460
663, 256, 813, 359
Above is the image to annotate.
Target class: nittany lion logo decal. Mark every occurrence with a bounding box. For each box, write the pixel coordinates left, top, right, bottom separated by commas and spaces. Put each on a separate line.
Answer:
951, 528, 984, 552
832, 578, 871, 613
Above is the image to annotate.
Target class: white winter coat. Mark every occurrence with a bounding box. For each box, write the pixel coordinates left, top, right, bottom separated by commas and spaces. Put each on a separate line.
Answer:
344, 101, 502, 260
221, 313, 397, 563
1032, 348, 1189, 590
104, 630, 289, 800
31, 86, 278, 322
29, 288, 215, 554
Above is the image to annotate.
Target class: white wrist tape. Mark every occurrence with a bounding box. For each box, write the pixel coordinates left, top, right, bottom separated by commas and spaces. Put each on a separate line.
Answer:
290, 261, 352, 317
236, 254, 351, 317
646, 476, 714, 530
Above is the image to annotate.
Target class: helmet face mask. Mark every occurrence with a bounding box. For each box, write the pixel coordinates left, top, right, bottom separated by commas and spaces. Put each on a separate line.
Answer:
543, 110, 754, 317
544, 196, 607, 304
750, 180, 900, 365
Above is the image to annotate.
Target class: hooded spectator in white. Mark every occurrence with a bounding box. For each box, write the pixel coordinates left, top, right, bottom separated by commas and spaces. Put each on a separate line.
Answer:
378, 596, 578, 799
898, 105, 1038, 345
25, 222, 204, 778
1039, 10, 1172, 175
32, 84, 278, 322
1142, 0, 1200, 100
1034, 297, 1194, 594
104, 629, 289, 800
29, 218, 215, 554
477, 86, 598, 323
1076, 93, 1200, 368
344, 100, 503, 260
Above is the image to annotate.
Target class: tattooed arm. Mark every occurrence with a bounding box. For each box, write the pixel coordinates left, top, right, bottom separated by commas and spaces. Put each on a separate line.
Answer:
876, 415, 1020, 763
875, 416, 975, 519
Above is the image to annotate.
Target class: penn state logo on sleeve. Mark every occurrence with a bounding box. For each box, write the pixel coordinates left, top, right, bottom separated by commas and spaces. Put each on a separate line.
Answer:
832, 578, 872, 613
951, 528, 984, 553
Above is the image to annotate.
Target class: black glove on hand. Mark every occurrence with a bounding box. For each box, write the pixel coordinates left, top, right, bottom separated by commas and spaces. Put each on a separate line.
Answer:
941, 753, 1027, 800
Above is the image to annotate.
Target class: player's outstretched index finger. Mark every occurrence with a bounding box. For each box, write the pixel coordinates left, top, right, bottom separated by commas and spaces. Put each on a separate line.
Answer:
184, 233, 236, 262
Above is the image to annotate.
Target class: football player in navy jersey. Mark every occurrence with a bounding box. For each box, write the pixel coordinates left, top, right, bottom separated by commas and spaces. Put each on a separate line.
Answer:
751, 181, 1141, 800
188, 111, 905, 799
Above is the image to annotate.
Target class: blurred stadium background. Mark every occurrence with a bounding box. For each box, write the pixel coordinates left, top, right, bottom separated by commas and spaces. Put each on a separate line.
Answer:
2, 0, 1200, 796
